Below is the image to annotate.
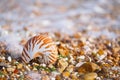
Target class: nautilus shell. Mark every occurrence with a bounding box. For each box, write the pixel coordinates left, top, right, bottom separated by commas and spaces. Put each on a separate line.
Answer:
21, 34, 58, 64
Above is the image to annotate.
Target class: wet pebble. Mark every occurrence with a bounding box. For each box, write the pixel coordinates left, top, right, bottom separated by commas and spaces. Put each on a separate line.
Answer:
57, 59, 68, 73
84, 72, 98, 80
7, 67, 15, 72
78, 62, 101, 73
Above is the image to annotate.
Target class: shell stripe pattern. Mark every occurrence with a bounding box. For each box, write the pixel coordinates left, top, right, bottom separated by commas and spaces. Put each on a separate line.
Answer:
21, 34, 58, 64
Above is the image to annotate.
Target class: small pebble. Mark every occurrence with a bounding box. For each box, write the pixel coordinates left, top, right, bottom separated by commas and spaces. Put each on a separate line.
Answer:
84, 72, 98, 80
7, 67, 15, 72
57, 59, 68, 73
62, 71, 70, 78
17, 63, 23, 69
8, 56, 12, 62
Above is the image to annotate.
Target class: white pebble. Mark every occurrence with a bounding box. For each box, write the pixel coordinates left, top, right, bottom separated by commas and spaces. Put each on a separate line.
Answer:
77, 55, 85, 60
40, 63, 46, 67
1, 56, 5, 60
8, 56, 12, 62
26, 66, 31, 71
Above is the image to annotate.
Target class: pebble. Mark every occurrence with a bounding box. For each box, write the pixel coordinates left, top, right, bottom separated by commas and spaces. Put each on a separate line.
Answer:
55, 75, 61, 80
32, 67, 38, 71
0, 56, 5, 60
66, 65, 74, 73
78, 62, 101, 73
62, 71, 70, 78
8, 56, 12, 62
7, 67, 15, 72
71, 73, 78, 80
58, 48, 69, 57
25, 66, 31, 71
17, 63, 23, 69
84, 72, 98, 80
41, 75, 50, 80
57, 59, 68, 73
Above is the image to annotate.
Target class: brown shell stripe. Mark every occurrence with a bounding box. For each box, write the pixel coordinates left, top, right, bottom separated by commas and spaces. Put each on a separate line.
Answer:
22, 47, 31, 62
39, 36, 50, 48
36, 35, 46, 44
49, 53, 57, 63
22, 52, 28, 62
31, 37, 36, 50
